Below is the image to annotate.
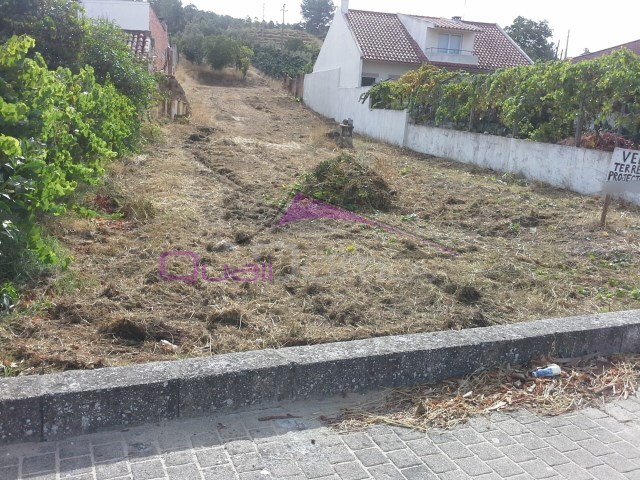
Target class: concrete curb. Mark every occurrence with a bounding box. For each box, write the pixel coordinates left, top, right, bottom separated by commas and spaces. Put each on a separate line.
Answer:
1, 310, 639, 445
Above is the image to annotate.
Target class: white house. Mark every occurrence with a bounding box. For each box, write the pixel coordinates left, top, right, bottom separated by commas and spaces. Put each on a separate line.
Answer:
79, 0, 174, 74
313, 0, 533, 88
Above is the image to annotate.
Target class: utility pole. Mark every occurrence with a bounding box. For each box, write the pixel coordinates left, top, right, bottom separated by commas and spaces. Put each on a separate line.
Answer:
281, 4, 287, 48
564, 30, 570, 60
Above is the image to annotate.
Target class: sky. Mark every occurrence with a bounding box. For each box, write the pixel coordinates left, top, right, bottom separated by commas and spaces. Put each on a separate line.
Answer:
183, 0, 640, 58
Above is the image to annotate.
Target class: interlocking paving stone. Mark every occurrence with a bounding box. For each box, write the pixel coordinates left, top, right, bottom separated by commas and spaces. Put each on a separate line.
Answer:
469, 442, 505, 461
513, 432, 549, 450
92, 442, 126, 463
201, 464, 238, 480
129, 459, 165, 480
497, 419, 530, 436
22, 453, 56, 476
587, 464, 628, 480
544, 434, 581, 453
332, 461, 368, 480
195, 447, 228, 468
600, 452, 640, 473
342, 433, 375, 451
353, 447, 388, 467
400, 465, 437, 479
166, 463, 201, 480
4, 389, 640, 480
370, 433, 405, 452
518, 458, 558, 479
553, 462, 596, 480
405, 438, 440, 457
535, 447, 570, 467
421, 453, 457, 474
499, 444, 537, 463
59, 456, 93, 476
483, 430, 517, 447
367, 463, 404, 480
455, 455, 493, 476
556, 425, 593, 442
578, 438, 616, 457
0, 466, 19, 480
437, 441, 474, 460
486, 457, 525, 477
95, 460, 130, 480
386, 449, 421, 469
298, 459, 334, 478
230, 452, 265, 473
451, 428, 485, 446
564, 449, 605, 469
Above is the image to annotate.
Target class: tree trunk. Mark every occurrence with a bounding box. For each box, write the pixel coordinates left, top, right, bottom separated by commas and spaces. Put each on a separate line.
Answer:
574, 101, 585, 147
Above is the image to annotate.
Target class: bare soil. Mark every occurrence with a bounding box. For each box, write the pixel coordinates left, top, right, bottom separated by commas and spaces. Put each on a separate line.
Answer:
3, 64, 640, 375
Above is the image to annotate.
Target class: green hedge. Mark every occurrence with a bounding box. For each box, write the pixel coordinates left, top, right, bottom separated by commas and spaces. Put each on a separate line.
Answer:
361, 49, 640, 145
0, 36, 140, 266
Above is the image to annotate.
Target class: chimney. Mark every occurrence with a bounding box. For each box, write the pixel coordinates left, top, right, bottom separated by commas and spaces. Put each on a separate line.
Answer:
341, 0, 349, 14
452, 16, 462, 21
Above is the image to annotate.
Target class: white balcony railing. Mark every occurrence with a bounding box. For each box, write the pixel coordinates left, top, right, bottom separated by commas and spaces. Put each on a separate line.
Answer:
425, 48, 479, 65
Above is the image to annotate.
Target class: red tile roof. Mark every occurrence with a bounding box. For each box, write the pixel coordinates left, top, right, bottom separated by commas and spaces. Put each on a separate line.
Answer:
464, 21, 532, 70
572, 39, 640, 61
346, 10, 427, 65
417, 16, 481, 32
344, 10, 532, 71
125, 30, 151, 57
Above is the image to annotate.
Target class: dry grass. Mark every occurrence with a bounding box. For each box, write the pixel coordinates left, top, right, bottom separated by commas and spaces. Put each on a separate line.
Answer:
329, 354, 640, 432
2, 63, 640, 375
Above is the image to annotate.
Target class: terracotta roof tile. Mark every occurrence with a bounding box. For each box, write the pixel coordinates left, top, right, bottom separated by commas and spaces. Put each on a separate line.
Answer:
346, 10, 427, 64
573, 39, 640, 61
416, 16, 481, 32
463, 21, 532, 70
125, 30, 151, 57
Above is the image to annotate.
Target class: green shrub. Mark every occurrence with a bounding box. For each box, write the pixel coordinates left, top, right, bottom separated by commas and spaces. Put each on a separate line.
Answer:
361, 49, 640, 145
0, 35, 139, 265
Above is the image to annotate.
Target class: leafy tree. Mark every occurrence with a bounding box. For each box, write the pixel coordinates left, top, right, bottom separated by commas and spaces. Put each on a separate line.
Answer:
0, 35, 139, 266
150, 0, 184, 33
252, 45, 308, 77
205, 35, 241, 70
236, 45, 254, 79
179, 30, 206, 64
83, 21, 159, 113
0, 0, 157, 113
504, 16, 556, 62
300, 0, 335, 37
285, 38, 305, 52
0, 0, 85, 70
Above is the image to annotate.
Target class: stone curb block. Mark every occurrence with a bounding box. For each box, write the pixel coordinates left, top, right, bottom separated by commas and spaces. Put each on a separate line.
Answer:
1, 310, 639, 444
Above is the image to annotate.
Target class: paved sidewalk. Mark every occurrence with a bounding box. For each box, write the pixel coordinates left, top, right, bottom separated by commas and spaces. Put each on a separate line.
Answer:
2, 390, 640, 480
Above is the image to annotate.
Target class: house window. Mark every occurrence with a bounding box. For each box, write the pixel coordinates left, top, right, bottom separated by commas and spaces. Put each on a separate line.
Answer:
361, 75, 378, 87
437, 34, 462, 54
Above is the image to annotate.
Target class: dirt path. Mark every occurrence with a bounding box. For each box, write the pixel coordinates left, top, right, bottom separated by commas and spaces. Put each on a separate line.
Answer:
3, 65, 640, 375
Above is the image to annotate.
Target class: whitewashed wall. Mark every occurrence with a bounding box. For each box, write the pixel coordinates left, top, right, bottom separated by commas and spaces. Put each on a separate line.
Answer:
303, 69, 640, 205
81, 0, 150, 31
304, 70, 408, 147
406, 125, 621, 196
312, 10, 362, 88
